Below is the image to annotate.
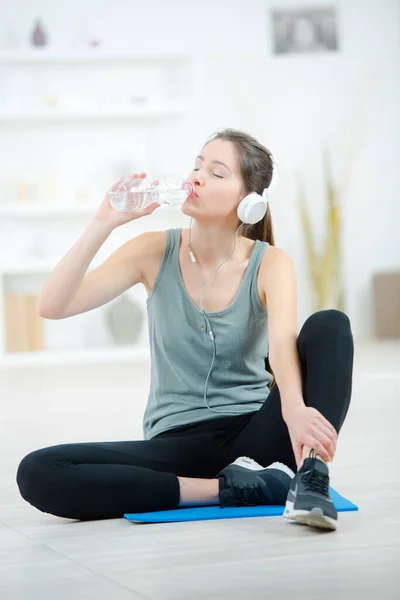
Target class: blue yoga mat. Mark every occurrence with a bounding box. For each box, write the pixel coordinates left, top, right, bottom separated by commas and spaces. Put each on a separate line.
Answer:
124, 486, 358, 523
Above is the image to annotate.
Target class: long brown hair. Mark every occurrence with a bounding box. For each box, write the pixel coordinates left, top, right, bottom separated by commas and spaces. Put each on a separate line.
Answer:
205, 128, 275, 246
204, 128, 276, 387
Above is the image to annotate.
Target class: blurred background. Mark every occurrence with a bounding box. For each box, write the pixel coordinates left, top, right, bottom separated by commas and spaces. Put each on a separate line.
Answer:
0, 0, 399, 475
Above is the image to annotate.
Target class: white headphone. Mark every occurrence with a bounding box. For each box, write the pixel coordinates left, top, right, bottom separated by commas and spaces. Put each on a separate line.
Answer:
188, 157, 279, 415
236, 158, 279, 224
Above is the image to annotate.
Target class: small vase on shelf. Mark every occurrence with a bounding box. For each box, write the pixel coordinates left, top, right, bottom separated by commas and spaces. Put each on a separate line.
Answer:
31, 18, 48, 47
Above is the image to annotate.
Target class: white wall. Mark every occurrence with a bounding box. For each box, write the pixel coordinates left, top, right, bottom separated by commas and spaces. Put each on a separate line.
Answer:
0, 0, 399, 466
1, 0, 399, 340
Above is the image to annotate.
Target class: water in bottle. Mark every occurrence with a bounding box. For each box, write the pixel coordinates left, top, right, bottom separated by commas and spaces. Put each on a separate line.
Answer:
108, 175, 194, 212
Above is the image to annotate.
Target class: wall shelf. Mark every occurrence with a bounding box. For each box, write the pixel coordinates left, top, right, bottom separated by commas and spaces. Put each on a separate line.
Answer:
0, 345, 150, 369
0, 203, 184, 218
0, 105, 190, 123
0, 51, 190, 66
0, 260, 99, 276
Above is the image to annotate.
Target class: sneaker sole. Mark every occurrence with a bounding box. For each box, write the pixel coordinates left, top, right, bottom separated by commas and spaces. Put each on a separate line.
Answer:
233, 456, 295, 479
283, 505, 337, 531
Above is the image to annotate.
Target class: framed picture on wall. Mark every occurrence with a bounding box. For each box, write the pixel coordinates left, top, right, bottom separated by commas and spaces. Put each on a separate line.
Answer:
271, 6, 339, 55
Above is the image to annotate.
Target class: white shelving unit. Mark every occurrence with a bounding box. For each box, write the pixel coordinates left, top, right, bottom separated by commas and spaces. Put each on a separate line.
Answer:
0, 50, 193, 367
0, 259, 100, 275
0, 105, 190, 122
0, 345, 150, 369
0, 50, 189, 65
0, 203, 98, 218
0, 202, 184, 218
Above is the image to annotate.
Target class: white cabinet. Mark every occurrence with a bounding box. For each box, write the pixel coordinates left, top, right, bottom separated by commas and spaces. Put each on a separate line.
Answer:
0, 51, 193, 367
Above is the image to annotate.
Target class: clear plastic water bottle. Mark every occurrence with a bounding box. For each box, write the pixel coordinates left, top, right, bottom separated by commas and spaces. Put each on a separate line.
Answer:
108, 175, 194, 212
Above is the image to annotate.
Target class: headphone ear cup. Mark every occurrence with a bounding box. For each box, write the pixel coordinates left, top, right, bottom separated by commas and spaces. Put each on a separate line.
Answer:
237, 193, 267, 225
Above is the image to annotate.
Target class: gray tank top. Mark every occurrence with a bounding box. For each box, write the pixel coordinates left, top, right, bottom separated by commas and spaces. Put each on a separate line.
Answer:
143, 227, 273, 440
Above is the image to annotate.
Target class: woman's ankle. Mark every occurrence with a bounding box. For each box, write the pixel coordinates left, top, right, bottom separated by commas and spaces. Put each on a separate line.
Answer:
300, 445, 329, 469
178, 476, 220, 507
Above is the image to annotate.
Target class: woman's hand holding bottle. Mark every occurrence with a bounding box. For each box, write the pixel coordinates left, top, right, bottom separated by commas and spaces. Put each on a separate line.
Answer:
95, 173, 161, 229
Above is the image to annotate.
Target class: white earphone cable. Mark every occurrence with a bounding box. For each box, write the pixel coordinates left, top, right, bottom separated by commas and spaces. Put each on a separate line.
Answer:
189, 218, 247, 414
187, 156, 278, 414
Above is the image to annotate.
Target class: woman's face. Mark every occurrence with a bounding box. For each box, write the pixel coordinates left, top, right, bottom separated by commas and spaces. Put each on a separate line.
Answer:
182, 139, 246, 222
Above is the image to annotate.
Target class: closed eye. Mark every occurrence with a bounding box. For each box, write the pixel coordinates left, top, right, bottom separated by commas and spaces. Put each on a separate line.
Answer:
192, 168, 223, 178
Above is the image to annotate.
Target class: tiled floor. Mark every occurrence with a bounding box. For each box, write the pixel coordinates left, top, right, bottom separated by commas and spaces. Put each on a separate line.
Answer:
1, 341, 399, 599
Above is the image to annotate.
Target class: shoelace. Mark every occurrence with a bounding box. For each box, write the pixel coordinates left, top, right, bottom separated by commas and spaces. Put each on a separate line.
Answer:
301, 449, 329, 496
233, 482, 269, 506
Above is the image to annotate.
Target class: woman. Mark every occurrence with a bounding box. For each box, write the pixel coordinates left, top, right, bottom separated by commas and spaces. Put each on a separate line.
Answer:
16, 129, 354, 531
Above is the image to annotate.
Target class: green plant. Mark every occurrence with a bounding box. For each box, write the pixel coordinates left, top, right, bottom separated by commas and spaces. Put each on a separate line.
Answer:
298, 149, 344, 312
297, 70, 378, 313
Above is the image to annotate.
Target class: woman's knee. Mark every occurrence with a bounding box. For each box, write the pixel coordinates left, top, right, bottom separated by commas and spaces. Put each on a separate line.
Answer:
16, 447, 56, 505
301, 309, 352, 337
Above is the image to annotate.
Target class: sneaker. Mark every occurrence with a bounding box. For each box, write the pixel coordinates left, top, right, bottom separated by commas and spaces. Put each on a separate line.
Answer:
216, 456, 295, 508
283, 449, 338, 531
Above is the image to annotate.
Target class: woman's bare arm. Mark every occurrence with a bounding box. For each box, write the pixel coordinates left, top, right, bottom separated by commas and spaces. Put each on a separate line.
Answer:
37, 222, 163, 320
262, 247, 304, 414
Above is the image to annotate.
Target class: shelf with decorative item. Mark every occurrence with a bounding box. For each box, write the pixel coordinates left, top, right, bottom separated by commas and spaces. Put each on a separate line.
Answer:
0, 202, 186, 219
0, 344, 150, 369
0, 51, 190, 66
0, 104, 191, 123
0, 260, 100, 276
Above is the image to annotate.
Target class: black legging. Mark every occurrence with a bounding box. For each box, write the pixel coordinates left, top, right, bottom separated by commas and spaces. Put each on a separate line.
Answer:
16, 309, 354, 521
